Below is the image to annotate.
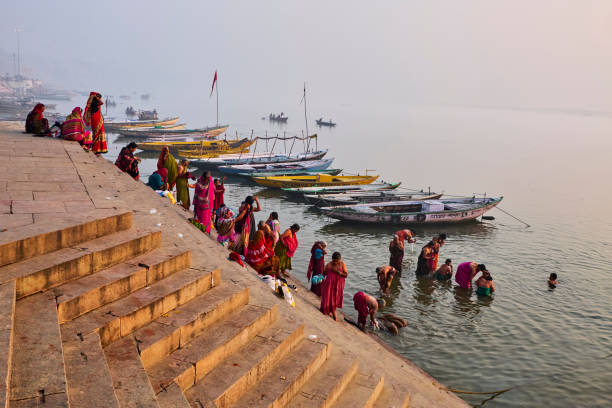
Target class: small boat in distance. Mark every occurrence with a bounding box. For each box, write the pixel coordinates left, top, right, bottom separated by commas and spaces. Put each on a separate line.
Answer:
316, 118, 336, 127
218, 158, 334, 175
138, 110, 158, 120
269, 113, 288, 123
320, 197, 503, 225
253, 174, 379, 189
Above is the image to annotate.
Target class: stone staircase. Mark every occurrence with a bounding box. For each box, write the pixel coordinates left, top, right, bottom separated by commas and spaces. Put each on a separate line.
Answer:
0, 212, 410, 407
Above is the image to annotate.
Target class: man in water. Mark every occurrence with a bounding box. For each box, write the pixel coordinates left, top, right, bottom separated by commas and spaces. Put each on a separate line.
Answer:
548, 273, 558, 289
376, 265, 397, 294
434, 258, 453, 281
353, 292, 385, 330
388, 229, 416, 273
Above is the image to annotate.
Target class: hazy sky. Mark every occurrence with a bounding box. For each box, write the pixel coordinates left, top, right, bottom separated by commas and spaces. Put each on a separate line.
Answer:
1, 0, 611, 112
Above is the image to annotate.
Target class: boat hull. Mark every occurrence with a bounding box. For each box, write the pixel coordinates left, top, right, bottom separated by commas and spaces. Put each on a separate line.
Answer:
190, 150, 328, 167
321, 198, 502, 224
219, 158, 334, 175
116, 125, 228, 138
253, 175, 379, 189
106, 117, 180, 130
307, 192, 443, 207
241, 169, 342, 177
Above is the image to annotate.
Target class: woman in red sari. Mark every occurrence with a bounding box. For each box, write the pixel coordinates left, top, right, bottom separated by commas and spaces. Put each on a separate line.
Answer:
214, 178, 226, 211
246, 222, 280, 275
307, 241, 327, 296
275, 224, 300, 276
61, 107, 92, 148
25, 103, 50, 135
84, 92, 107, 156
320, 252, 348, 321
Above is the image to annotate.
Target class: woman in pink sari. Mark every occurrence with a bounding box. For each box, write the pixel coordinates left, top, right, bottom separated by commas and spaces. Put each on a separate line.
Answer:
320, 252, 348, 321
193, 172, 215, 233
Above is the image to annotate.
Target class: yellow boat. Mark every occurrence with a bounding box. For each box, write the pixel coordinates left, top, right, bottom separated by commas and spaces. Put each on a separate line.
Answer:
138, 138, 254, 153
252, 174, 379, 188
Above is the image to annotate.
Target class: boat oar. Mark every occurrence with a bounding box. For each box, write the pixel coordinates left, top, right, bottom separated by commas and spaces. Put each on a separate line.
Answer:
494, 206, 530, 227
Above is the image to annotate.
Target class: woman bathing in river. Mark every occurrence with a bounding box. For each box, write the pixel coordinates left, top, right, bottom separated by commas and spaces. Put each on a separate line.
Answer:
475, 270, 495, 296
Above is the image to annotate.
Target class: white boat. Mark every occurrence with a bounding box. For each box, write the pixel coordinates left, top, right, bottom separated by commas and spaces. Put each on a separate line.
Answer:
282, 182, 401, 195
305, 190, 443, 206
218, 158, 334, 175
190, 150, 327, 166
320, 197, 503, 224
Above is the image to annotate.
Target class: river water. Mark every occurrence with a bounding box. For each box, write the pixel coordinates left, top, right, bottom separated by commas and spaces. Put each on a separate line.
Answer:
46, 96, 612, 407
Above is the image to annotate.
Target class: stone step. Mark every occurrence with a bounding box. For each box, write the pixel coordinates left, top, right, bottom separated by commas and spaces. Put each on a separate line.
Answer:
157, 382, 190, 408
61, 267, 221, 347
184, 323, 305, 408
54, 247, 191, 323
286, 351, 358, 408
146, 304, 278, 395
135, 283, 249, 369
232, 337, 331, 408
104, 336, 159, 408
0, 282, 15, 408
330, 372, 384, 408
373, 386, 410, 408
0, 227, 161, 299
9, 292, 68, 406
0, 210, 131, 267
63, 332, 119, 408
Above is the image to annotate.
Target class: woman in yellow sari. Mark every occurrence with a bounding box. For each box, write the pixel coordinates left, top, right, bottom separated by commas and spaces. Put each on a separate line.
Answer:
175, 159, 196, 209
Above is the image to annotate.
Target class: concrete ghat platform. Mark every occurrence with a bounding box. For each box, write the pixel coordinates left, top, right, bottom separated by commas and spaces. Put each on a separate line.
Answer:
0, 122, 468, 408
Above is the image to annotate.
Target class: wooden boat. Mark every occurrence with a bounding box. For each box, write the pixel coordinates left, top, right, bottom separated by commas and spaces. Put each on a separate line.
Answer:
138, 138, 253, 153
269, 113, 288, 123
305, 191, 443, 207
242, 168, 343, 178
282, 182, 401, 195
138, 110, 158, 120
219, 158, 334, 175
252, 174, 379, 189
178, 139, 256, 158
320, 197, 503, 224
105, 117, 179, 130
116, 124, 228, 138
316, 118, 336, 127
190, 150, 327, 167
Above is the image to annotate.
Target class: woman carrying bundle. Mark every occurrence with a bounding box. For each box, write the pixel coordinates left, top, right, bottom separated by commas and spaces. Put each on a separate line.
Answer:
307, 241, 327, 296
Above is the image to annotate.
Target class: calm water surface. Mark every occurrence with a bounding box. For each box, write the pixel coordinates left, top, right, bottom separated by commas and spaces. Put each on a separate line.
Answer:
48, 96, 612, 407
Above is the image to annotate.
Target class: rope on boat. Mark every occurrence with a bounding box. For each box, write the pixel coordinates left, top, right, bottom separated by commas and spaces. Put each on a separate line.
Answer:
444, 387, 514, 395
494, 206, 530, 228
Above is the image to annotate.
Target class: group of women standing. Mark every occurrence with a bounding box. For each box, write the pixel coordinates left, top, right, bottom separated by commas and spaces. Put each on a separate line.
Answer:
25, 91, 107, 156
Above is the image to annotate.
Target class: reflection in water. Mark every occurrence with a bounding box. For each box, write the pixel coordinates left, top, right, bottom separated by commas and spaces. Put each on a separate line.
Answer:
413, 276, 437, 307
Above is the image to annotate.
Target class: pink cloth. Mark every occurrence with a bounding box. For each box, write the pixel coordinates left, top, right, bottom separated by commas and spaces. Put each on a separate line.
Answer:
194, 176, 215, 233
353, 292, 369, 326
282, 232, 299, 257
455, 262, 473, 288
320, 268, 345, 314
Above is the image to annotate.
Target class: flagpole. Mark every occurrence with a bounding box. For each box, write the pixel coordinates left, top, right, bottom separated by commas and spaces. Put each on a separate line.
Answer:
216, 74, 219, 126
303, 82, 309, 152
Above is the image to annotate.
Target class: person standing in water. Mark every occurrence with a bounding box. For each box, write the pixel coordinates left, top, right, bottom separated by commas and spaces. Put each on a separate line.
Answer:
376, 265, 397, 294
388, 229, 415, 273
548, 273, 558, 289
475, 270, 495, 296
455, 262, 488, 289
415, 241, 435, 276
431, 233, 447, 271
434, 258, 453, 281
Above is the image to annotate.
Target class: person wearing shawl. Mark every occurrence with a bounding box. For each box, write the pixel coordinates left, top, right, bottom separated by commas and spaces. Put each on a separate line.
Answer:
234, 196, 261, 255
275, 223, 300, 276
214, 178, 226, 211
266, 212, 281, 246
320, 252, 348, 321
246, 221, 280, 276
61, 107, 92, 148
193, 172, 215, 233
353, 292, 382, 330
115, 142, 141, 180
25, 103, 50, 135
176, 159, 196, 209
307, 241, 327, 296
157, 146, 178, 190
83, 92, 107, 156
147, 168, 168, 190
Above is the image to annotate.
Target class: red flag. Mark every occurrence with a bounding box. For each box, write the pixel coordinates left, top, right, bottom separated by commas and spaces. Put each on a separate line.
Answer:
210, 70, 217, 97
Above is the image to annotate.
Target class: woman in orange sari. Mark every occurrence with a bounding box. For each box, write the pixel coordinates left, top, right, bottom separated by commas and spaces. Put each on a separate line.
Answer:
246, 222, 280, 275
84, 92, 107, 156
